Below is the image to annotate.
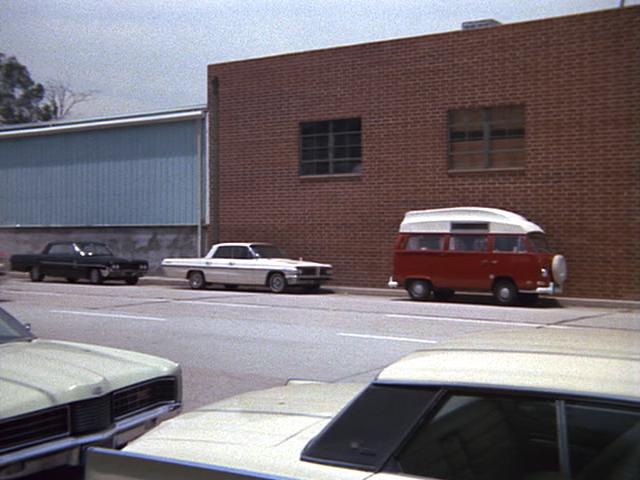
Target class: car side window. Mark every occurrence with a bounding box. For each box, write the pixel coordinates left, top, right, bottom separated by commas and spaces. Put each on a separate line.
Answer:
566, 402, 640, 480
449, 235, 488, 252
47, 244, 74, 255
232, 246, 253, 259
494, 235, 527, 253
405, 235, 444, 251
394, 393, 559, 479
212, 246, 234, 259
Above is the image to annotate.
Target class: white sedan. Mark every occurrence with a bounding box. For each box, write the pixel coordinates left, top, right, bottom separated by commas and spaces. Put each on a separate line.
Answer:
162, 243, 332, 293
86, 327, 640, 480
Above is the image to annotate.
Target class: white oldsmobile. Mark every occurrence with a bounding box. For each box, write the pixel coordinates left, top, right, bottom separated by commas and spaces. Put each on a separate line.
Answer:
161, 243, 332, 293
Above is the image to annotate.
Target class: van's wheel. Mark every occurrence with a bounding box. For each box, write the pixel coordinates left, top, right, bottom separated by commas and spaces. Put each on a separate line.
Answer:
493, 280, 518, 306
407, 280, 431, 301
188, 271, 206, 289
434, 289, 455, 301
30, 266, 44, 282
268, 273, 287, 293
89, 268, 104, 285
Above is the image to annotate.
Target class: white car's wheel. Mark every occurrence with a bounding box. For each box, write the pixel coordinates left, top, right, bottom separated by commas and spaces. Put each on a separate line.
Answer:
268, 273, 287, 293
188, 271, 206, 290
552, 255, 567, 285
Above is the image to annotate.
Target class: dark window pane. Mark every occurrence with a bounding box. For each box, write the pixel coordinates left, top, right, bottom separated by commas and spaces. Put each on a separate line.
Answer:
395, 394, 559, 479
567, 402, 640, 479
334, 146, 348, 159
314, 148, 329, 160
332, 161, 360, 174
449, 235, 488, 252
302, 385, 437, 471
494, 235, 527, 253
348, 146, 361, 158
301, 121, 330, 135
212, 246, 233, 258
300, 118, 361, 176
301, 149, 315, 161
405, 235, 444, 251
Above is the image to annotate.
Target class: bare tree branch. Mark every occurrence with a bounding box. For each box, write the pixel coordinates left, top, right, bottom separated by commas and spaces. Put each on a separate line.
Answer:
44, 81, 99, 119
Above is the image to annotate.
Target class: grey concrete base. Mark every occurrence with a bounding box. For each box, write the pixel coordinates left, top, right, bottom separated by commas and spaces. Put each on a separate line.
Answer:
0, 226, 202, 273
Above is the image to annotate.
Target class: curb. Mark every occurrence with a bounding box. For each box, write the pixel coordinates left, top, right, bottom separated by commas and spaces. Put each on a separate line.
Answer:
137, 276, 640, 310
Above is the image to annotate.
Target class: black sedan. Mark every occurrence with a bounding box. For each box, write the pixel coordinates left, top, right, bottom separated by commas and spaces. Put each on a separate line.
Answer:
10, 241, 148, 285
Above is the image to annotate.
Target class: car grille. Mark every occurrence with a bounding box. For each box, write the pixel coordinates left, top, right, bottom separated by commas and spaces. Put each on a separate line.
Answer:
0, 376, 177, 454
70, 395, 112, 434
0, 406, 69, 453
298, 267, 331, 277
113, 377, 177, 420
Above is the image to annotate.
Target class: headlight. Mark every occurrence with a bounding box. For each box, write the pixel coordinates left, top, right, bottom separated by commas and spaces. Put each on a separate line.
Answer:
540, 268, 549, 278
111, 264, 120, 271
140, 264, 148, 270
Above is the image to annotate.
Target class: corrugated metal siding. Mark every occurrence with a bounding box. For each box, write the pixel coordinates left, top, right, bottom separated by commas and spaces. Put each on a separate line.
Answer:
0, 120, 200, 226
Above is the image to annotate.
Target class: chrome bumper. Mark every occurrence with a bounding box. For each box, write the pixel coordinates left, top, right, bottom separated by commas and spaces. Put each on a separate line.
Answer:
0, 402, 181, 479
285, 273, 331, 286
388, 277, 399, 288
522, 282, 562, 296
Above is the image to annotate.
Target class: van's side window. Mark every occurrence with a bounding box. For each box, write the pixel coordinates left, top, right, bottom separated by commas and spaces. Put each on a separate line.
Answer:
406, 235, 444, 251
494, 235, 527, 253
449, 235, 488, 252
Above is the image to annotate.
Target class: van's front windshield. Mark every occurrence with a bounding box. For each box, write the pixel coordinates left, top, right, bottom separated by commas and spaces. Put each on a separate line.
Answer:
527, 233, 551, 253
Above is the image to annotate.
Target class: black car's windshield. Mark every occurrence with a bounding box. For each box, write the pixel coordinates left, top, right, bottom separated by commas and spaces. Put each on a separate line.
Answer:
527, 233, 552, 253
0, 307, 35, 343
251, 244, 286, 258
78, 243, 113, 256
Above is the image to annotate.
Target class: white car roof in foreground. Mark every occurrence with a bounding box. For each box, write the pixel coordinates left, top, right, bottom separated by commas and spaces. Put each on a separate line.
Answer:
377, 328, 640, 403
399, 207, 544, 234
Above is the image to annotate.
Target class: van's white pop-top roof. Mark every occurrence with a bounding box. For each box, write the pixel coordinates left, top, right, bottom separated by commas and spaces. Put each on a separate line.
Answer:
399, 207, 544, 234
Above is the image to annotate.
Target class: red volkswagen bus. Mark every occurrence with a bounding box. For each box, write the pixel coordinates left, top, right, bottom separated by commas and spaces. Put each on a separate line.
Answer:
388, 207, 567, 305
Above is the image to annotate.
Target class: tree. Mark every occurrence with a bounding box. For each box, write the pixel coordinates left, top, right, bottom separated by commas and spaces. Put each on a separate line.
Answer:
44, 80, 97, 120
0, 53, 52, 124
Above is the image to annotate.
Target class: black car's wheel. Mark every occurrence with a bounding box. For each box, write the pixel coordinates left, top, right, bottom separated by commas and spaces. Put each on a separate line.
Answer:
66, 277, 78, 283
434, 289, 455, 301
125, 277, 139, 286
89, 268, 104, 285
268, 273, 287, 293
493, 280, 518, 306
407, 280, 431, 301
188, 271, 206, 290
30, 266, 44, 282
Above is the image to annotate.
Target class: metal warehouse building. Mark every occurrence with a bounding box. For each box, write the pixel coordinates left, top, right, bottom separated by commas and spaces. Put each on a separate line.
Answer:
0, 107, 208, 271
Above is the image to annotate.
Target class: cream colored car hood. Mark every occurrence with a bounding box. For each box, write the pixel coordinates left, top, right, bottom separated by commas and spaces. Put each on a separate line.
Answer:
0, 339, 179, 419
124, 383, 368, 480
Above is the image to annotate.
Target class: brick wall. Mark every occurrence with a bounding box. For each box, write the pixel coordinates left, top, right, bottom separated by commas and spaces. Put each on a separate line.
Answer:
208, 7, 640, 300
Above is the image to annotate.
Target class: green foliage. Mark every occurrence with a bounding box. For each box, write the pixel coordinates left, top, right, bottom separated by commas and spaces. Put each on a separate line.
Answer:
0, 53, 54, 125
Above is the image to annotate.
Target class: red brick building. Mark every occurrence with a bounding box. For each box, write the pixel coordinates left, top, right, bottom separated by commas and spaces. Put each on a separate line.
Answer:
207, 7, 639, 300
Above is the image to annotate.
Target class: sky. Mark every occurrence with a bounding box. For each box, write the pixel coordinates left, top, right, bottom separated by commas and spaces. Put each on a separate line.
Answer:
1, 0, 636, 120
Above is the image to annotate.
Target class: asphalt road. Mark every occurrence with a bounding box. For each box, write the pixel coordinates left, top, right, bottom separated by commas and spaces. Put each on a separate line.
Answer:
2, 275, 638, 413
2, 275, 638, 480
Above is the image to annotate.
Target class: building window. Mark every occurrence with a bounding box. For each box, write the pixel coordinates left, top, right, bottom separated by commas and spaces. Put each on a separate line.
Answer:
300, 118, 361, 176
448, 106, 525, 170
